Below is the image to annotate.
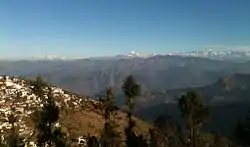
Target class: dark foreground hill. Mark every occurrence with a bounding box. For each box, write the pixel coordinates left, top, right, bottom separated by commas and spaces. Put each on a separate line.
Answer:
136, 102, 250, 140
0, 76, 150, 145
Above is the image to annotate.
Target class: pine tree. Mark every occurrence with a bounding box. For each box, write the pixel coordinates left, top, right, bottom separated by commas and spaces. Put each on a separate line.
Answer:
100, 87, 121, 147
2, 92, 25, 147
178, 91, 210, 147
122, 75, 146, 147
122, 75, 141, 123
5, 105, 24, 147
35, 88, 59, 147
31, 76, 47, 101
32, 77, 66, 147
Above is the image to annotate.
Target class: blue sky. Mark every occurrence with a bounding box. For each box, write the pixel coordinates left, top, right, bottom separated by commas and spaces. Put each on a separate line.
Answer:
1, 0, 250, 59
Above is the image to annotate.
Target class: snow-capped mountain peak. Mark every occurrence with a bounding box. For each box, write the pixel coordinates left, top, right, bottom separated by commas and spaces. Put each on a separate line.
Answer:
127, 50, 140, 57
116, 51, 158, 59
166, 48, 250, 61
30, 55, 66, 61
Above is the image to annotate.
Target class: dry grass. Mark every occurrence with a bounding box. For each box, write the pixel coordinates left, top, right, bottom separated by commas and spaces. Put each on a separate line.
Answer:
59, 103, 152, 140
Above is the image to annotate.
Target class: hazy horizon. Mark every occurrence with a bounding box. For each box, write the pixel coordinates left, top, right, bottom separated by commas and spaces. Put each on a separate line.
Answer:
1, 0, 250, 59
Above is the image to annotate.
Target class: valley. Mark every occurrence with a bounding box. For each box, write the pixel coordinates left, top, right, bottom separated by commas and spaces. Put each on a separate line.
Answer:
0, 55, 250, 146
3, 1, 250, 146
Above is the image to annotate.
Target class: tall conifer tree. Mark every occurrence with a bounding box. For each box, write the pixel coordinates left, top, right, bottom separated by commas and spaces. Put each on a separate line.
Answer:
100, 87, 121, 147
31, 77, 66, 147
122, 75, 146, 147
178, 91, 210, 147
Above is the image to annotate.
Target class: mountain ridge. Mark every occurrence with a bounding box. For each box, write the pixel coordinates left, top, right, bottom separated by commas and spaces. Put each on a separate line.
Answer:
135, 74, 250, 139
0, 75, 150, 145
3, 48, 250, 61
0, 55, 250, 99
138, 73, 250, 109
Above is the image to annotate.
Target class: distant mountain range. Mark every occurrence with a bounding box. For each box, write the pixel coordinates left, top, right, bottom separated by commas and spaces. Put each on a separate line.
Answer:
115, 50, 157, 59
1, 52, 250, 141
171, 49, 250, 61
31, 55, 67, 61
116, 49, 250, 60
0, 55, 250, 98
22, 49, 250, 62
102, 49, 250, 61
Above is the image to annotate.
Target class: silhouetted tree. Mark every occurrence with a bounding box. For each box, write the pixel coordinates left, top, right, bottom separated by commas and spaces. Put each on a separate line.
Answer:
150, 115, 184, 147
32, 77, 66, 147
122, 75, 141, 124
5, 105, 24, 147
178, 91, 210, 147
100, 87, 121, 147
122, 75, 147, 147
31, 76, 47, 101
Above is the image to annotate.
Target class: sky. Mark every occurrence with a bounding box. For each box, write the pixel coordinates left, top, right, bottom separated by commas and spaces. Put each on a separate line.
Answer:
0, 0, 250, 59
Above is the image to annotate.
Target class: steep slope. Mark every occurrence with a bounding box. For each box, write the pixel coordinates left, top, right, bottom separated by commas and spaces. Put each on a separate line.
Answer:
136, 102, 250, 139
0, 76, 150, 143
140, 73, 250, 108
136, 74, 250, 138
173, 73, 250, 103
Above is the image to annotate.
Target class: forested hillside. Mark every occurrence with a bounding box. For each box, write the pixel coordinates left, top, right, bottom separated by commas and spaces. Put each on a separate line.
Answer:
0, 75, 248, 147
